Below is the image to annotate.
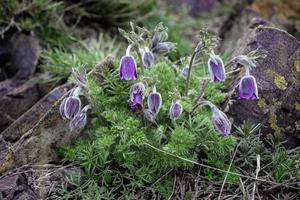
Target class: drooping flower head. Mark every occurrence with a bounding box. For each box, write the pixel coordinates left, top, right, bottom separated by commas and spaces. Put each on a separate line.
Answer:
119, 44, 137, 80
142, 47, 155, 68
60, 87, 82, 120
208, 50, 225, 82
147, 86, 162, 114
169, 100, 183, 121
72, 67, 88, 89
233, 55, 256, 70
181, 65, 189, 80
211, 106, 231, 136
201, 101, 231, 135
69, 105, 90, 132
129, 82, 145, 111
239, 75, 258, 100
151, 42, 176, 54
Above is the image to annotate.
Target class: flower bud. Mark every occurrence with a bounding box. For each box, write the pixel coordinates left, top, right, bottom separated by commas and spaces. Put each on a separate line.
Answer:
69, 105, 90, 132
151, 42, 175, 54
239, 75, 258, 100
211, 106, 231, 135
72, 67, 88, 89
63, 96, 81, 119
129, 82, 145, 111
233, 55, 256, 69
147, 87, 162, 114
208, 51, 225, 82
144, 109, 156, 123
119, 45, 137, 80
181, 66, 189, 80
142, 48, 155, 68
169, 100, 183, 121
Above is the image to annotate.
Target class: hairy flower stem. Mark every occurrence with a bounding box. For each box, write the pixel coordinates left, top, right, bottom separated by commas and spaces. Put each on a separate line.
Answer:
190, 81, 210, 114
184, 51, 198, 96
135, 47, 144, 74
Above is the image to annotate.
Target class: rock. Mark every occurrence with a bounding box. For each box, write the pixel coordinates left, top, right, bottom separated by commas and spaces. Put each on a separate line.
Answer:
0, 137, 13, 173
2, 83, 74, 167
166, 0, 219, 17
218, 8, 260, 53
0, 73, 55, 132
251, 0, 300, 40
0, 174, 37, 200
11, 34, 40, 79
225, 20, 300, 148
1, 82, 72, 142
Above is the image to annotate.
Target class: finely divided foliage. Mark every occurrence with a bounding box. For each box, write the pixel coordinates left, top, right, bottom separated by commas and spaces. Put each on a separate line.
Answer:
60, 23, 299, 199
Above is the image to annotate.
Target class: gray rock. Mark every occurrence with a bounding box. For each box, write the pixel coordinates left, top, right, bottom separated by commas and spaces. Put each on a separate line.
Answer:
225, 19, 300, 148
0, 174, 37, 200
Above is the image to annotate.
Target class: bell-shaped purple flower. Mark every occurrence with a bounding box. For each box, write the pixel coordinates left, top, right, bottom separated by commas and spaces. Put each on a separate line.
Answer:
211, 106, 231, 135
169, 100, 183, 121
239, 75, 258, 100
181, 66, 189, 80
69, 105, 90, 132
151, 42, 176, 54
119, 44, 137, 80
142, 48, 155, 68
129, 82, 145, 111
72, 67, 88, 89
147, 87, 162, 114
62, 96, 81, 120
208, 51, 225, 82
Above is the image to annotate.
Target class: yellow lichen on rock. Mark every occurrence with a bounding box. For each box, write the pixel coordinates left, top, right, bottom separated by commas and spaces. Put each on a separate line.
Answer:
265, 69, 288, 90
258, 98, 268, 114
296, 103, 300, 110
294, 59, 300, 74
268, 99, 282, 137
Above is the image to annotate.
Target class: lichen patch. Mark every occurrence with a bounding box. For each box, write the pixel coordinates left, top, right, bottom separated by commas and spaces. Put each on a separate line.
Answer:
265, 69, 288, 90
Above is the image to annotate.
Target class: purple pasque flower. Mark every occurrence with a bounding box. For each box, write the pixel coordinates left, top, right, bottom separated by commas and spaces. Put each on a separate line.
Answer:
60, 87, 82, 120
201, 101, 231, 135
233, 55, 256, 69
151, 42, 176, 54
181, 65, 189, 80
147, 86, 162, 114
239, 75, 258, 100
129, 82, 145, 111
72, 67, 88, 89
69, 105, 90, 132
208, 50, 226, 82
211, 106, 231, 136
169, 100, 183, 121
119, 44, 137, 80
142, 48, 155, 68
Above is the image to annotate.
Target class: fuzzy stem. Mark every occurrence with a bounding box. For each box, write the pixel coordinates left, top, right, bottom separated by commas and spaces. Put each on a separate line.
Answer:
190, 99, 215, 115
190, 80, 209, 114
126, 44, 132, 56
184, 51, 197, 96
135, 46, 144, 74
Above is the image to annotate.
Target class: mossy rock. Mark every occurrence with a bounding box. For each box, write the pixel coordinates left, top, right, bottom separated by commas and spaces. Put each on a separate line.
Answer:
225, 19, 300, 148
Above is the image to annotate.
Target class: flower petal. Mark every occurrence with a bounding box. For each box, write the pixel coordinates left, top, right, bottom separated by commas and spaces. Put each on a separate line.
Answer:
119, 55, 137, 80
148, 92, 162, 114
64, 97, 81, 119
212, 107, 231, 135
170, 100, 183, 120
239, 75, 258, 100
208, 56, 225, 82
